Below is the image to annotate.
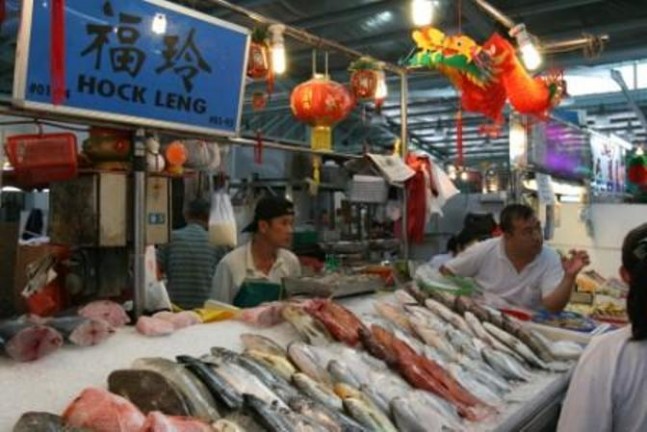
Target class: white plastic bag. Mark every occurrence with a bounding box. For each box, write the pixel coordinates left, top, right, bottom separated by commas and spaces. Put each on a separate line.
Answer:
145, 245, 172, 311
208, 191, 237, 248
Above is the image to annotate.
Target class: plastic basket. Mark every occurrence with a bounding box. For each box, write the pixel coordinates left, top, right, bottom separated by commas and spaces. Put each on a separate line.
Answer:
5, 133, 78, 184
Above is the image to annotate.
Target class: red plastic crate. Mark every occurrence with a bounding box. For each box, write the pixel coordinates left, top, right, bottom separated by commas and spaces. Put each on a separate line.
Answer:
5, 132, 78, 185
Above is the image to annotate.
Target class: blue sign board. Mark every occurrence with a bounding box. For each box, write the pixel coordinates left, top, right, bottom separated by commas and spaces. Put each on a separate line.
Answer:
13, 0, 250, 136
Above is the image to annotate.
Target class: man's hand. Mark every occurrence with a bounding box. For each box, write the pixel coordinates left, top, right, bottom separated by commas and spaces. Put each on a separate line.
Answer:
561, 249, 590, 278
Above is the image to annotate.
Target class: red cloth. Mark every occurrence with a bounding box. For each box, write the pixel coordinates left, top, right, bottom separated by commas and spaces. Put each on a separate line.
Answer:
0, 0, 5, 28
404, 154, 437, 244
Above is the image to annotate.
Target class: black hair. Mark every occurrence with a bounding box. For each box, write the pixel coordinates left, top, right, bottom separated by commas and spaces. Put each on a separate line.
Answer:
455, 228, 481, 251
186, 198, 211, 220
499, 204, 535, 234
622, 223, 647, 341
446, 236, 458, 254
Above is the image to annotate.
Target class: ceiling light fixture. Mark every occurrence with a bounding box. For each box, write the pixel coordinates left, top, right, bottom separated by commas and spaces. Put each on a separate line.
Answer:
411, 0, 434, 27
151, 13, 167, 35
269, 24, 287, 75
510, 24, 542, 71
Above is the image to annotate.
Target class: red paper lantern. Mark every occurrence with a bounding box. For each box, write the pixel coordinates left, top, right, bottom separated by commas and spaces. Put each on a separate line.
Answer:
247, 41, 270, 79
350, 69, 378, 100
290, 75, 355, 152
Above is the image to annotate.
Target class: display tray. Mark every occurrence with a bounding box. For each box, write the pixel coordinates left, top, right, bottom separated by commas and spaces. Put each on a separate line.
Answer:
283, 273, 385, 299
0, 295, 574, 432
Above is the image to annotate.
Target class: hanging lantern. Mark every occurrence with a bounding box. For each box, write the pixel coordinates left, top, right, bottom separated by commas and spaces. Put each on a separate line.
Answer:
290, 74, 355, 152
165, 141, 188, 175
251, 91, 268, 111
348, 56, 383, 101
247, 27, 270, 80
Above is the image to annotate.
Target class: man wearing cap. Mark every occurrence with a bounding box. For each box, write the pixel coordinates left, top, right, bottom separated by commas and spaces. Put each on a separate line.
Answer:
211, 196, 301, 306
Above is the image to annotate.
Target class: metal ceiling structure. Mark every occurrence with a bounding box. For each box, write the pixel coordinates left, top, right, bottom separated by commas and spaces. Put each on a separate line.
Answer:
2, 0, 647, 168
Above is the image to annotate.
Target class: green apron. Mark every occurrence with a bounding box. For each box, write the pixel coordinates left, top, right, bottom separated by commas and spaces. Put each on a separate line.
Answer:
233, 279, 284, 308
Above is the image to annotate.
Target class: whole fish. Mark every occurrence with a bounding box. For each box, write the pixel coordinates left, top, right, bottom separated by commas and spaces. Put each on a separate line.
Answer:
244, 349, 297, 382
482, 322, 548, 369
243, 394, 297, 432
328, 360, 362, 388
334, 383, 396, 430
282, 306, 333, 346
0, 319, 63, 362
373, 302, 413, 334
393, 289, 419, 305
403, 305, 449, 333
391, 391, 463, 432
482, 348, 532, 382
409, 316, 458, 362
224, 411, 266, 432
240, 333, 287, 357
446, 327, 481, 361
447, 364, 504, 407
288, 342, 333, 386
204, 356, 288, 410
132, 357, 221, 421
459, 357, 511, 395
176, 355, 243, 410
293, 372, 343, 411
223, 350, 300, 401
454, 295, 490, 323
343, 398, 398, 432
304, 300, 368, 347
289, 397, 367, 432
424, 299, 474, 335
499, 314, 555, 363
425, 289, 457, 310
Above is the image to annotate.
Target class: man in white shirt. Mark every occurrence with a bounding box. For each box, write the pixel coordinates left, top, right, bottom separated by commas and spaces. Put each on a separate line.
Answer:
211, 196, 301, 305
441, 204, 590, 311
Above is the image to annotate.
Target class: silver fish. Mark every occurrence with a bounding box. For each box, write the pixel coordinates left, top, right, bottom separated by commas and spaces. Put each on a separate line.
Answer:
241, 333, 287, 357
213, 419, 248, 432
244, 349, 297, 382
447, 363, 504, 407
404, 305, 450, 333
393, 289, 418, 305
243, 394, 298, 432
231, 352, 301, 401
409, 316, 458, 362
289, 397, 367, 432
204, 357, 289, 410
424, 299, 474, 335
288, 342, 334, 386
459, 357, 511, 395
132, 357, 220, 421
343, 398, 398, 432
391, 391, 462, 432
328, 360, 361, 388
482, 348, 532, 382
446, 327, 481, 361
293, 372, 343, 411
373, 301, 413, 334
282, 306, 333, 346
482, 322, 548, 369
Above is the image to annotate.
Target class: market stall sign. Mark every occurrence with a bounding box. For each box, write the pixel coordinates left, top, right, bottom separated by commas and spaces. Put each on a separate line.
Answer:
13, 0, 249, 136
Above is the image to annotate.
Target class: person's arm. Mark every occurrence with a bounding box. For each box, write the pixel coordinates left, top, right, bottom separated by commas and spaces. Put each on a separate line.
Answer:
440, 241, 487, 278
541, 249, 590, 312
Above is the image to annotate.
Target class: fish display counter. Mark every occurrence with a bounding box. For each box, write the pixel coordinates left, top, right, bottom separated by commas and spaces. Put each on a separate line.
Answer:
0, 292, 579, 431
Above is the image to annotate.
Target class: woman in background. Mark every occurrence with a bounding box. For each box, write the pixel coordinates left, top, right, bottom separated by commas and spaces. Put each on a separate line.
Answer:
557, 222, 647, 432
429, 228, 480, 269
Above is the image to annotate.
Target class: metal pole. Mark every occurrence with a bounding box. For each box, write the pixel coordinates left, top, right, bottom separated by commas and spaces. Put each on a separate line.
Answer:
133, 128, 147, 318
470, 0, 516, 29
541, 34, 609, 53
400, 71, 409, 262
201, 0, 404, 74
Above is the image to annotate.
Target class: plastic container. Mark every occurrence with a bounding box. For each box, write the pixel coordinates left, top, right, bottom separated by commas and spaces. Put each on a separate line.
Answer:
5, 132, 78, 184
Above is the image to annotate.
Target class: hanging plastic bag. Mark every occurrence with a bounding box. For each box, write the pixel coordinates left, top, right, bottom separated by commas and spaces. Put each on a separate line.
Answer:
208, 191, 237, 248
145, 245, 172, 311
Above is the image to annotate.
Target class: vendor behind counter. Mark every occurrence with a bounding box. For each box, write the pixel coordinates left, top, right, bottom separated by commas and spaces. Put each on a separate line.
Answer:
211, 196, 301, 307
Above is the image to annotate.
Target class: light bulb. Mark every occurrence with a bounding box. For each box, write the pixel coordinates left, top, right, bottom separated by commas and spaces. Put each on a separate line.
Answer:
271, 44, 286, 75
511, 23, 542, 71
152, 13, 167, 35
375, 71, 388, 100
411, 0, 434, 27
460, 171, 469, 181
269, 24, 287, 75
520, 43, 542, 71
637, 146, 645, 156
